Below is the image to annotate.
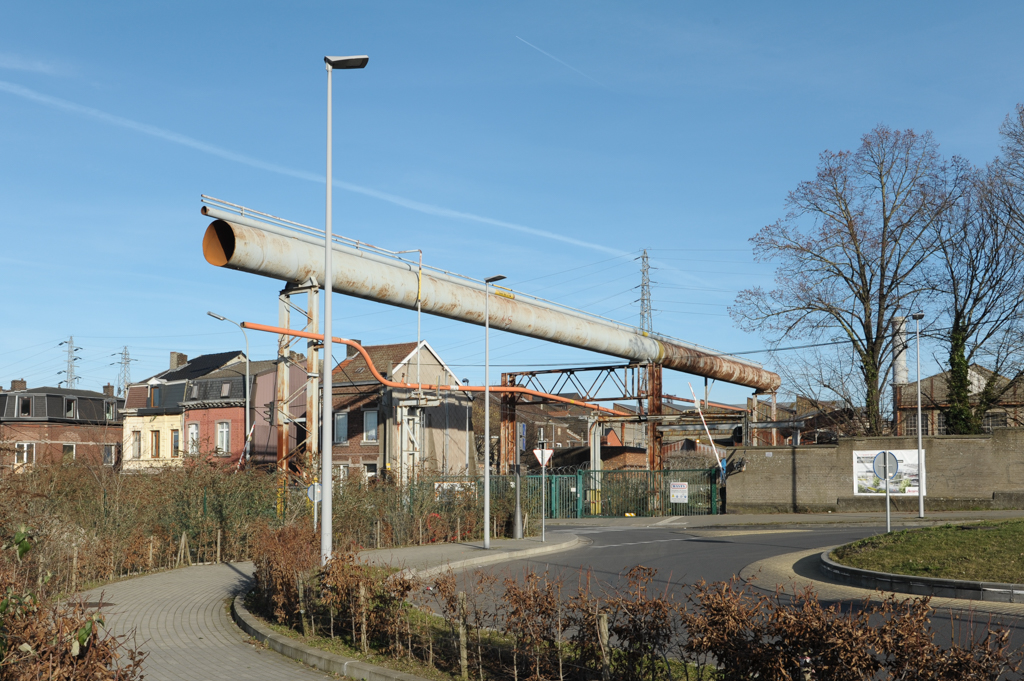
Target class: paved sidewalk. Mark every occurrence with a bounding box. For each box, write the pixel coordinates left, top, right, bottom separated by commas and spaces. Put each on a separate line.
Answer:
82, 563, 331, 681
361, 532, 583, 575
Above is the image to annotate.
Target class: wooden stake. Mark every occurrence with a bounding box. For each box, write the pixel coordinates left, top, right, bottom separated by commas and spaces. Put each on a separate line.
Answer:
456, 517, 461, 543
71, 547, 78, 594
216, 529, 222, 563
598, 612, 610, 681
148, 536, 154, 569
458, 591, 468, 680
359, 583, 368, 654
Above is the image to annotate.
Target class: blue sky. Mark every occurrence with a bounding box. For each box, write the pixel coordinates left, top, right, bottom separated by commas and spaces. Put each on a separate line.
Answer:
2, 2, 1023, 405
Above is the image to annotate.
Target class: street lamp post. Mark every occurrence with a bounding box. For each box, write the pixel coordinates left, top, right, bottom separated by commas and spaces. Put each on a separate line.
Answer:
322, 54, 368, 566
207, 312, 250, 461
483, 274, 506, 549
912, 312, 925, 518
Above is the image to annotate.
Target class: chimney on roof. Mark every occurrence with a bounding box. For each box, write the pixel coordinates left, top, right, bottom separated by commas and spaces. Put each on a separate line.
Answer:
11, 379, 26, 392
347, 340, 362, 358
170, 352, 188, 370
103, 383, 115, 397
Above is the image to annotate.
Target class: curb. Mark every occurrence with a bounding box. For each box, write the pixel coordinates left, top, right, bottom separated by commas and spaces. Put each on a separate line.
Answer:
406, 535, 590, 580
819, 551, 1024, 603
232, 595, 429, 681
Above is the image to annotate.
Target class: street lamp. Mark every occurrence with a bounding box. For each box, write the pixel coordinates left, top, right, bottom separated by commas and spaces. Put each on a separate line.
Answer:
207, 312, 250, 462
483, 274, 506, 549
322, 54, 368, 566
912, 312, 925, 518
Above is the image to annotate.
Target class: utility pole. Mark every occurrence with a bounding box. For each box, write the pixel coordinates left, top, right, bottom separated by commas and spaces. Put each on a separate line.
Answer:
111, 346, 135, 396
638, 250, 652, 445
58, 337, 82, 388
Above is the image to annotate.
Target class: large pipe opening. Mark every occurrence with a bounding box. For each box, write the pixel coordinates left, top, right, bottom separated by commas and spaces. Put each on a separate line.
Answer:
202, 219, 235, 267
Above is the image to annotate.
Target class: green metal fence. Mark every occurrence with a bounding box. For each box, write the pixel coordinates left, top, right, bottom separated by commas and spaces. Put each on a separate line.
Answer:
418, 469, 717, 520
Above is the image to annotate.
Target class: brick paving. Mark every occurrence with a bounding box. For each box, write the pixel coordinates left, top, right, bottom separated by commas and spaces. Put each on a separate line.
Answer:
82, 562, 330, 681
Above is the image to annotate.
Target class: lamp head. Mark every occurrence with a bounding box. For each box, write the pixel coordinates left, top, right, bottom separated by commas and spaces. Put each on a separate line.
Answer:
325, 55, 369, 69
484, 275, 507, 284
207, 311, 227, 321
911, 313, 925, 321
462, 378, 470, 385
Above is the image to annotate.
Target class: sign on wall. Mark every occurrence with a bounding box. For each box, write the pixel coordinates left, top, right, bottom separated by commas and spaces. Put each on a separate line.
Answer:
853, 449, 925, 496
670, 481, 689, 504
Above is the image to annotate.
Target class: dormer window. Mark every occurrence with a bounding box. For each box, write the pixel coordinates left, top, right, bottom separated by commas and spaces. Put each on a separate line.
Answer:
190, 384, 199, 399
220, 382, 231, 398
64, 398, 77, 419
151, 387, 162, 408
104, 401, 116, 420
18, 397, 31, 417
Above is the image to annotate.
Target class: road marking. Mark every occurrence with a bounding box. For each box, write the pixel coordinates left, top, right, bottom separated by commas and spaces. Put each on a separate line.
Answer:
591, 537, 695, 549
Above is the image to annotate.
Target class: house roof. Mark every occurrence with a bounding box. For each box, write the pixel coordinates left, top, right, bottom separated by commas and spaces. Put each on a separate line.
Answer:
332, 342, 418, 385
16, 387, 112, 399
143, 351, 245, 383
197, 360, 277, 381
897, 364, 1022, 407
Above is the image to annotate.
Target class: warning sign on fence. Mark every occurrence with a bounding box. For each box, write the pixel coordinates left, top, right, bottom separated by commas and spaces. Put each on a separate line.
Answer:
670, 482, 689, 504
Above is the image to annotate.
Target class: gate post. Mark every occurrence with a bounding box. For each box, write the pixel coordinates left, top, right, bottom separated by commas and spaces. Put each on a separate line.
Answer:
710, 471, 718, 516
576, 470, 583, 518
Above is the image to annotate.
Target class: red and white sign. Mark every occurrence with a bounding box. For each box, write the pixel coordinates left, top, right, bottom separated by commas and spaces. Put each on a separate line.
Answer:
533, 448, 553, 466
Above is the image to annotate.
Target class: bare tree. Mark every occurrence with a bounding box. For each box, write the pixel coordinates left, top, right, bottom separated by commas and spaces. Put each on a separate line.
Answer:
932, 164, 1024, 433
731, 126, 965, 435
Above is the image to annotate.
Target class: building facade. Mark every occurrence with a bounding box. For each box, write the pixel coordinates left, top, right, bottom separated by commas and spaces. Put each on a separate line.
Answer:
0, 379, 123, 470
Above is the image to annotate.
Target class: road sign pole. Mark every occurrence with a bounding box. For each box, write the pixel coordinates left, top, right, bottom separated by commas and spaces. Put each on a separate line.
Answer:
541, 458, 546, 543
884, 454, 891, 533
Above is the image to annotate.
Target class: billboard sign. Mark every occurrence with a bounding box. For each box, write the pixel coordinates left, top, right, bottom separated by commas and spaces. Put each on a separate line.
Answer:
853, 449, 925, 496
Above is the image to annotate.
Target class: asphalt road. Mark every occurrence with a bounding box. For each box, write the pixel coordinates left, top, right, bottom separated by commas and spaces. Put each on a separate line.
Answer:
461, 521, 1024, 652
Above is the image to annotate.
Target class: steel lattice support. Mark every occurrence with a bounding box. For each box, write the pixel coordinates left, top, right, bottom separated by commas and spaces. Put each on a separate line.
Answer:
276, 281, 320, 477
647, 363, 663, 470
500, 373, 518, 474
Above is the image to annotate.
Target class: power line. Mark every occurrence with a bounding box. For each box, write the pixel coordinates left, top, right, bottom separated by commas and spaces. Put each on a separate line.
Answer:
57, 336, 82, 388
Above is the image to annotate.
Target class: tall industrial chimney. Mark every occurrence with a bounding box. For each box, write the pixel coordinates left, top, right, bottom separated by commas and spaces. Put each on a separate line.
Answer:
892, 317, 908, 385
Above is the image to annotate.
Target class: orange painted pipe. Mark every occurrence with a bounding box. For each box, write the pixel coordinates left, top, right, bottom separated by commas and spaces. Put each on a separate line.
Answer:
241, 321, 628, 416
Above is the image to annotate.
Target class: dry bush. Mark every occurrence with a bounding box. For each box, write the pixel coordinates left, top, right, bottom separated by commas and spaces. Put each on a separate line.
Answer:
249, 521, 318, 627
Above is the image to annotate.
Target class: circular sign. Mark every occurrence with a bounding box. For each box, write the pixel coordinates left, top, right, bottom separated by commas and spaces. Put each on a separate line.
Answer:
307, 483, 322, 503
872, 451, 899, 481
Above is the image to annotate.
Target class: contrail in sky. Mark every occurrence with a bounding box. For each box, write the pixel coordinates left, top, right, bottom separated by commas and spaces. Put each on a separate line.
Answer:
0, 80, 626, 256
515, 36, 605, 87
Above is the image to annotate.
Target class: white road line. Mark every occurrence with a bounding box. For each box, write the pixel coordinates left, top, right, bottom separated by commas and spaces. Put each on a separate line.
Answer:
591, 537, 699, 549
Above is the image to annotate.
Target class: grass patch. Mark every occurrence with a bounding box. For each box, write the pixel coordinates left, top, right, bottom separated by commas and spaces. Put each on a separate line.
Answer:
831, 519, 1024, 583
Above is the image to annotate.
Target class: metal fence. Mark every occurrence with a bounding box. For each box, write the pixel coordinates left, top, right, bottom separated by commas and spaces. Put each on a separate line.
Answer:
419, 468, 718, 521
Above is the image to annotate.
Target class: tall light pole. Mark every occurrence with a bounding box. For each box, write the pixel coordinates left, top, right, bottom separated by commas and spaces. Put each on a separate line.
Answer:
483, 274, 506, 549
207, 312, 250, 460
912, 312, 925, 518
322, 54, 368, 566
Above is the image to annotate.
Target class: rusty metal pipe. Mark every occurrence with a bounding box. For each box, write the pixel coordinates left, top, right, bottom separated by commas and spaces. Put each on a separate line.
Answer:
240, 321, 628, 415
203, 210, 780, 392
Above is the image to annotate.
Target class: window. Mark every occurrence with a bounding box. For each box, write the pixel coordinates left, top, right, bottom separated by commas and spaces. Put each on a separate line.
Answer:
216, 421, 231, 455
18, 397, 31, 417
171, 429, 180, 458
364, 463, 378, 477
150, 431, 161, 458
333, 464, 349, 484
905, 411, 929, 436
187, 423, 200, 454
983, 411, 1007, 433
15, 443, 34, 465
363, 410, 378, 443
151, 387, 161, 408
64, 398, 76, 418
132, 431, 141, 459
63, 444, 75, 461
102, 445, 116, 466
333, 412, 349, 445
220, 382, 231, 398
937, 411, 948, 435
104, 401, 116, 420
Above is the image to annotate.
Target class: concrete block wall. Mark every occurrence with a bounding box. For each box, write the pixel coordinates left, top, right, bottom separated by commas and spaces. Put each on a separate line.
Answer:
723, 428, 1024, 513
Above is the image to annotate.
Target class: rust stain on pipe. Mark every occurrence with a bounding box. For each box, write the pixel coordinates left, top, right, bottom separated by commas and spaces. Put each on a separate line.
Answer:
203, 214, 781, 392
241, 321, 629, 416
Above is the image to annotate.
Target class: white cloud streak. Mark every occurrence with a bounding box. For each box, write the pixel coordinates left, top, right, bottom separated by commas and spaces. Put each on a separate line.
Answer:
0, 53, 59, 75
515, 36, 606, 88
0, 80, 626, 256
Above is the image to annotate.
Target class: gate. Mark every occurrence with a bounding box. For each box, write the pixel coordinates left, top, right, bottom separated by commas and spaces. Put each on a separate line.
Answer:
579, 469, 717, 518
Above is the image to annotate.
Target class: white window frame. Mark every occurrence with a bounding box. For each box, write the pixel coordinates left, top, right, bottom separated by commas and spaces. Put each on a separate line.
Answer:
104, 400, 116, 420
102, 444, 116, 466
64, 397, 77, 419
17, 397, 31, 417
362, 409, 378, 443
132, 431, 141, 459
333, 412, 349, 445
63, 443, 76, 460
187, 422, 200, 455
15, 442, 34, 465
215, 420, 231, 456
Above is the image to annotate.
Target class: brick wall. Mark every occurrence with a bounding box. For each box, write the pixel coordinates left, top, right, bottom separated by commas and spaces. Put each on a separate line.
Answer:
724, 428, 1024, 513
184, 406, 245, 457
1, 421, 122, 467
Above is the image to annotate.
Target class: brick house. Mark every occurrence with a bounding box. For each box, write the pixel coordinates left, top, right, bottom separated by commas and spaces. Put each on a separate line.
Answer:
0, 379, 123, 470
121, 351, 243, 471
330, 341, 472, 482
181, 360, 277, 463
894, 365, 1024, 435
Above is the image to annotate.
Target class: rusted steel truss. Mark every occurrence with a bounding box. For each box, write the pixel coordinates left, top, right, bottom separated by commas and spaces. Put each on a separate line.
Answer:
502, 363, 644, 403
